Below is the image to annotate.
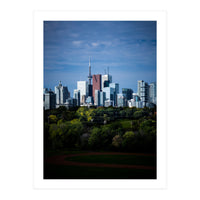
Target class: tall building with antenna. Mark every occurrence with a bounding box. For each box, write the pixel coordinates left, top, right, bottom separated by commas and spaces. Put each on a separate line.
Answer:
102, 67, 112, 90
88, 57, 93, 97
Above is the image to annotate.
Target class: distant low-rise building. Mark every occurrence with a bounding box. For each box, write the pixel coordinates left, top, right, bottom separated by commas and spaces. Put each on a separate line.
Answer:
105, 99, 114, 107
86, 96, 94, 105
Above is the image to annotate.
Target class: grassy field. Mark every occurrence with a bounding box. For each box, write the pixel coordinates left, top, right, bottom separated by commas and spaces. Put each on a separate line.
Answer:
44, 164, 156, 179
65, 154, 156, 166
44, 151, 156, 179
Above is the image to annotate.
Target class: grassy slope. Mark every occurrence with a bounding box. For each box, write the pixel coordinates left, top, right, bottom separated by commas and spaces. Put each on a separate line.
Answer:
66, 154, 156, 166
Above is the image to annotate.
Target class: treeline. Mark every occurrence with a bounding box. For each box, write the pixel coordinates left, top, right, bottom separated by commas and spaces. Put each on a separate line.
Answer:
44, 106, 156, 153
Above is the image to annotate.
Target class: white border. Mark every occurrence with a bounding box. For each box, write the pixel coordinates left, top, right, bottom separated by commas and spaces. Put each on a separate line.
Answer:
33, 10, 167, 189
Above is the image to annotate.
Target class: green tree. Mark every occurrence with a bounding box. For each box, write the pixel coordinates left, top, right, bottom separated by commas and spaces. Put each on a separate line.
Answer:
133, 110, 145, 119
112, 135, 123, 148
49, 124, 63, 149
88, 127, 101, 149
48, 115, 57, 124
139, 119, 156, 135
122, 131, 136, 151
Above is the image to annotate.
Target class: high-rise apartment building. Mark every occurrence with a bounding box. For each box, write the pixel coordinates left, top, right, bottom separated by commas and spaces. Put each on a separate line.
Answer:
100, 91, 106, 107
109, 83, 119, 106
103, 86, 114, 102
73, 89, 80, 106
117, 94, 126, 107
149, 82, 156, 105
137, 80, 149, 107
54, 81, 70, 105
122, 88, 133, 101
92, 74, 101, 103
44, 90, 56, 110
77, 81, 88, 104
94, 90, 100, 106
43, 88, 48, 101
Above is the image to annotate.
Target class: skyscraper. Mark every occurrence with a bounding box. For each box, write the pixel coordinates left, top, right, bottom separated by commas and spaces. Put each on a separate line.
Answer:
122, 88, 133, 101
137, 80, 149, 107
44, 90, 56, 110
92, 74, 101, 103
73, 89, 80, 106
102, 74, 112, 90
54, 81, 70, 105
110, 83, 119, 106
95, 90, 100, 106
149, 82, 157, 104
77, 81, 88, 104
103, 86, 114, 102
117, 93, 126, 107
100, 91, 106, 107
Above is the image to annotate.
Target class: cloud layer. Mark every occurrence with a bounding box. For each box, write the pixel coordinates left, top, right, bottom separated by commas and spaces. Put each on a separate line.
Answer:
44, 21, 156, 95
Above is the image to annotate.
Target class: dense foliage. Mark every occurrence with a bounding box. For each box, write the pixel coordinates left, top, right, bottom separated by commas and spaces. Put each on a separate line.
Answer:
44, 106, 156, 153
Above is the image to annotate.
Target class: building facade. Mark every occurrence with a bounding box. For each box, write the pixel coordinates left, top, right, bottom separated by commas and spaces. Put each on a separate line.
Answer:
109, 83, 119, 106
117, 93, 126, 107
94, 90, 100, 106
77, 81, 88, 104
44, 90, 56, 110
137, 80, 149, 107
103, 86, 114, 102
73, 89, 80, 106
101, 74, 112, 90
122, 88, 133, 101
105, 100, 114, 107
54, 81, 70, 105
86, 96, 94, 105
92, 74, 101, 103
100, 91, 106, 107
149, 82, 156, 105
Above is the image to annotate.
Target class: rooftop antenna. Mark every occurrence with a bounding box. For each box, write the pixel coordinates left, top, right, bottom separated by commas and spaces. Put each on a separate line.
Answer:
107, 66, 109, 75
104, 69, 106, 75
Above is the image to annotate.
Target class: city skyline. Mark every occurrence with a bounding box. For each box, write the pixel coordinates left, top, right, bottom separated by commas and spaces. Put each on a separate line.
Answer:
44, 21, 156, 96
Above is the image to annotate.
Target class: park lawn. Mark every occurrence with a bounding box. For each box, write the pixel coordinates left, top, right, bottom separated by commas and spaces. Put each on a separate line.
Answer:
45, 149, 90, 157
44, 164, 156, 179
118, 119, 132, 129
65, 154, 156, 166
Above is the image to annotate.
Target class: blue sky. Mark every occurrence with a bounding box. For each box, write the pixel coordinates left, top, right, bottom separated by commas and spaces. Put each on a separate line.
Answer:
44, 21, 156, 96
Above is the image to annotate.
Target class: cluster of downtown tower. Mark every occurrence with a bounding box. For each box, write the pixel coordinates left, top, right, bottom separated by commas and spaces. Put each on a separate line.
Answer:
43, 57, 156, 110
